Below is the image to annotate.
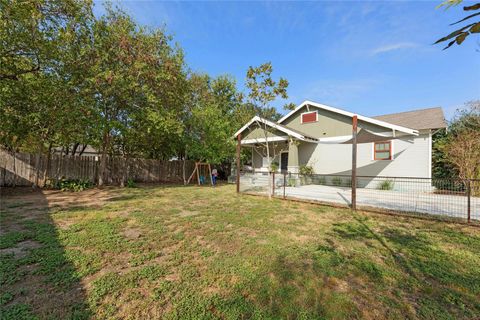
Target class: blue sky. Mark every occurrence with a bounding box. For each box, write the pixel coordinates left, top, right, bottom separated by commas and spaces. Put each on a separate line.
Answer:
94, 1, 480, 119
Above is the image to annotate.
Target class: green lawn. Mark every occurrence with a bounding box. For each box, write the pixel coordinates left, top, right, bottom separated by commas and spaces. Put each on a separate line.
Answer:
1, 185, 479, 319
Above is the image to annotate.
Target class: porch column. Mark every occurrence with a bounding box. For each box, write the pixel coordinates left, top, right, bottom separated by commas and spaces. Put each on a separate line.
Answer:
236, 133, 241, 193
287, 139, 299, 174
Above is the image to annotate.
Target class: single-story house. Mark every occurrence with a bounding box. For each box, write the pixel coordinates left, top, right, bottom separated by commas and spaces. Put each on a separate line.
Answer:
234, 101, 447, 180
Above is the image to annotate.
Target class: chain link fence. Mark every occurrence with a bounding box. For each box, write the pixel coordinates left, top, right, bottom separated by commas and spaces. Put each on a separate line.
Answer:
239, 171, 480, 223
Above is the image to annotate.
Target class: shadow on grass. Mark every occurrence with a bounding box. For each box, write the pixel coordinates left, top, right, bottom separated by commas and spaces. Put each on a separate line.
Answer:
332, 212, 480, 318
0, 188, 91, 319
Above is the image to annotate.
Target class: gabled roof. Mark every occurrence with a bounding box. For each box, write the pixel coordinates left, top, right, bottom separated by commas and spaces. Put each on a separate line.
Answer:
372, 107, 446, 130
278, 100, 419, 136
234, 116, 318, 142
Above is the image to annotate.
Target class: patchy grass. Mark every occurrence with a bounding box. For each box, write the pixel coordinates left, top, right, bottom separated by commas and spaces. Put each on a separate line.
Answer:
0, 185, 479, 319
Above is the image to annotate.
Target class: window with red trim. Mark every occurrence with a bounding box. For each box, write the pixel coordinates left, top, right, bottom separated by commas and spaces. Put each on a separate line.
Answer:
374, 141, 392, 160
301, 111, 317, 123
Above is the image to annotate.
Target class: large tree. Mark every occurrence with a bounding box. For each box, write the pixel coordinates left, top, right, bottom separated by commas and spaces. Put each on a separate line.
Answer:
0, 0, 258, 187
86, 5, 188, 185
179, 73, 245, 182
0, 0, 94, 154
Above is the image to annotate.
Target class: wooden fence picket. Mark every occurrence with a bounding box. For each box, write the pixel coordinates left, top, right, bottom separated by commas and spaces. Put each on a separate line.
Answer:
0, 148, 195, 187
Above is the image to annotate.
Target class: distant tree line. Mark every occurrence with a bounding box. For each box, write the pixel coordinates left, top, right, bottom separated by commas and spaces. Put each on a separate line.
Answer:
0, 0, 293, 185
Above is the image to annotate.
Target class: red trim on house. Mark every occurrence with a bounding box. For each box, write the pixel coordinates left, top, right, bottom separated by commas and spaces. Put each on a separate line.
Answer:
374, 141, 392, 160
301, 111, 317, 124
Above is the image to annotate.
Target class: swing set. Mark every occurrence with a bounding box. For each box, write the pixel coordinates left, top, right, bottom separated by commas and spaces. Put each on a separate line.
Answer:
187, 162, 213, 186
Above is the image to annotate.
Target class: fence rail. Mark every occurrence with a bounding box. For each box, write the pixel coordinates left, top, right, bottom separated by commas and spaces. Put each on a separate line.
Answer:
0, 149, 195, 187
239, 171, 480, 223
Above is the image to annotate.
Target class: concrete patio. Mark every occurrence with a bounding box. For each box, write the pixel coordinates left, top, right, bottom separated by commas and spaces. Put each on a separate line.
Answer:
242, 181, 480, 221
278, 185, 479, 220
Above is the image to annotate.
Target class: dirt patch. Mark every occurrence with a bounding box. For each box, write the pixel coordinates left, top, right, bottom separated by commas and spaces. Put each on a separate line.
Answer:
123, 227, 143, 239
55, 219, 77, 230
0, 240, 42, 258
2, 187, 118, 215
177, 210, 201, 217
0, 224, 27, 236
287, 233, 313, 244
164, 273, 179, 282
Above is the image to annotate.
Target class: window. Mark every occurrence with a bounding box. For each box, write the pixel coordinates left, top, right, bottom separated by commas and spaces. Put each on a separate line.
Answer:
301, 111, 317, 124
374, 141, 392, 160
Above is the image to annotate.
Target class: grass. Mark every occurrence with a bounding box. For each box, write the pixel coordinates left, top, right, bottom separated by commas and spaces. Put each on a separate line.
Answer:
0, 184, 479, 319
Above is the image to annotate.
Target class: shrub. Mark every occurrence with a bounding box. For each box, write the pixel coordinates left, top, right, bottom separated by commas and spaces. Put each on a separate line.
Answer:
287, 178, 297, 187
270, 162, 279, 172
342, 178, 352, 187
332, 177, 342, 186
377, 179, 394, 190
299, 165, 314, 176
317, 176, 326, 185
52, 178, 93, 192
126, 179, 136, 188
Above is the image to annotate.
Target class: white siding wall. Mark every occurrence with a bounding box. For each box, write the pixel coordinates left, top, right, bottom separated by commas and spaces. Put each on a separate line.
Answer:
302, 131, 431, 178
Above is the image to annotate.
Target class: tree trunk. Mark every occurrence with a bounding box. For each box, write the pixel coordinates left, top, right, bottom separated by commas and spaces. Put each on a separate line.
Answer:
78, 144, 87, 157
71, 143, 79, 156
12, 149, 16, 188
35, 153, 40, 188
98, 130, 109, 187
183, 149, 188, 185
42, 143, 52, 187
120, 154, 128, 187
264, 123, 272, 199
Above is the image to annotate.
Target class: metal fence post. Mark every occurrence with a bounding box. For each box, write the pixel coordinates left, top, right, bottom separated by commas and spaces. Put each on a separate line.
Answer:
272, 171, 275, 196
351, 115, 358, 210
283, 172, 286, 199
236, 134, 241, 193
467, 179, 471, 223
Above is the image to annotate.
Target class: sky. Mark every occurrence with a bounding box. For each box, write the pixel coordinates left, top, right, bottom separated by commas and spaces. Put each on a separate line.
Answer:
94, 1, 480, 120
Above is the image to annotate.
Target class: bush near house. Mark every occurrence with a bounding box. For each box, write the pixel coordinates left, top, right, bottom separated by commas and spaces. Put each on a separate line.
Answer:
332, 176, 343, 186
378, 180, 395, 191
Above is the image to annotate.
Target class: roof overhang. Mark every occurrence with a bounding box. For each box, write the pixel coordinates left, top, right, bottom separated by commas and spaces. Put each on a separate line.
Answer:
278, 100, 418, 136
241, 136, 289, 145
315, 129, 414, 144
234, 116, 318, 142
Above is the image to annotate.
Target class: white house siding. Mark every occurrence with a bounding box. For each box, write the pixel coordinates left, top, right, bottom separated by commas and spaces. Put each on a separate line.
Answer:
299, 130, 432, 190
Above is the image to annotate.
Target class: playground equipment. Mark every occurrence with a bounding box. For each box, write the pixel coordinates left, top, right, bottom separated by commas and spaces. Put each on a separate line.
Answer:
187, 162, 213, 186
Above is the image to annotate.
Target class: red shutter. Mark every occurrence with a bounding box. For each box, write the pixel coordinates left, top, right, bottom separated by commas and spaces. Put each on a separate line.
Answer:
302, 112, 317, 123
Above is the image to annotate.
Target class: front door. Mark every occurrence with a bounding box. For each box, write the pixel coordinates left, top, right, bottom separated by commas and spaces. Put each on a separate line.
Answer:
281, 152, 288, 172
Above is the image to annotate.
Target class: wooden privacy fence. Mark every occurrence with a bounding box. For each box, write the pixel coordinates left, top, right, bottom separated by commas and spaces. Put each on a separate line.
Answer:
0, 149, 195, 187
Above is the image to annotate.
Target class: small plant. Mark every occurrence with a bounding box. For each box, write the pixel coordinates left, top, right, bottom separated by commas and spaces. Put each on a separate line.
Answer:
52, 178, 93, 192
270, 161, 279, 172
378, 179, 394, 190
317, 176, 326, 185
299, 165, 314, 176
287, 178, 297, 187
332, 177, 342, 186
126, 179, 136, 188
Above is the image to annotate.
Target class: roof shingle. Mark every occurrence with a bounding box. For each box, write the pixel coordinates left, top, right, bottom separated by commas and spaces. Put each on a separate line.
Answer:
372, 107, 446, 130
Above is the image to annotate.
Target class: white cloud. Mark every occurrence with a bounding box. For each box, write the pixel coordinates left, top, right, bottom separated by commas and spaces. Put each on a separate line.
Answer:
370, 42, 419, 55
303, 78, 381, 106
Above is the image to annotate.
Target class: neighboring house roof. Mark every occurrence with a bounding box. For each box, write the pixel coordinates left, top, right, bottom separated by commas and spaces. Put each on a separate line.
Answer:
278, 101, 418, 136
234, 116, 318, 142
52, 145, 100, 156
372, 107, 447, 130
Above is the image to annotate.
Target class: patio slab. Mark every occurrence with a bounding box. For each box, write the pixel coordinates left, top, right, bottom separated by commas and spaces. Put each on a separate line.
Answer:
271, 184, 480, 221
